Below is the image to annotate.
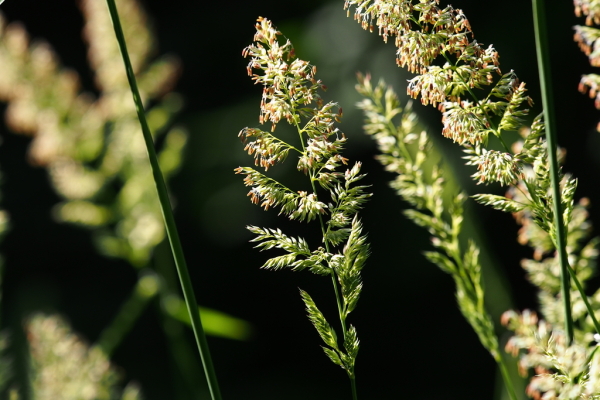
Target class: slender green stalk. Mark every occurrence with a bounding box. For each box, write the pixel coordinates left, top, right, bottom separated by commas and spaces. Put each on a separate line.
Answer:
568, 265, 600, 333
104, 1, 222, 398
350, 379, 357, 400
531, 0, 574, 344
497, 355, 519, 400
97, 271, 158, 356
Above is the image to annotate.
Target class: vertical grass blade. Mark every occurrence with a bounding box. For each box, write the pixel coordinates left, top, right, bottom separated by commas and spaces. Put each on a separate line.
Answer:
531, 0, 574, 343
104, 1, 223, 398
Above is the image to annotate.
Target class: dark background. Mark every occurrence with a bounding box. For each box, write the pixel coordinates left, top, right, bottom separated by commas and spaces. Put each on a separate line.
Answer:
1, 0, 599, 399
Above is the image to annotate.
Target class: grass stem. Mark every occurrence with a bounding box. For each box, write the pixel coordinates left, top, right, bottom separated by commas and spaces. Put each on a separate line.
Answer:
497, 354, 519, 400
531, 0, 574, 344
104, 1, 222, 398
568, 265, 600, 333
96, 271, 157, 356
350, 377, 358, 400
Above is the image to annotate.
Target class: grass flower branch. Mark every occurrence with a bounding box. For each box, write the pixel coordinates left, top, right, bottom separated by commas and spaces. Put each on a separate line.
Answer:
237, 17, 371, 399
343, 0, 582, 338
356, 74, 518, 400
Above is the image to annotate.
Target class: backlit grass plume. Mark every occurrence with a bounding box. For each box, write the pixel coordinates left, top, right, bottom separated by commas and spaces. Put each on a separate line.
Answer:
342, 0, 573, 235
499, 145, 600, 399
356, 74, 518, 400
346, 0, 600, 398
343, 0, 580, 335
236, 17, 371, 399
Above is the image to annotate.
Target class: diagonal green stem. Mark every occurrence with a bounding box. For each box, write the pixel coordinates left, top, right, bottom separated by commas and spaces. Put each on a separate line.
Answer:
104, 1, 222, 398
568, 265, 600, 334
496, 354, 519, 400
96, 271, 158, 356
532, 0, 573, 343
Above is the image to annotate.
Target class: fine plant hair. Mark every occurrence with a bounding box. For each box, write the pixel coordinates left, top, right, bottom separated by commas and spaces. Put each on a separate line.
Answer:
355, 74, 517, 399
237, 17, 371, 399
344, 0, 600, 398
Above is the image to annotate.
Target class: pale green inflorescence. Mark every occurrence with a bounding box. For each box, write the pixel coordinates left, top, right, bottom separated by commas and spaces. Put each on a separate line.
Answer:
346, 0, 600, 398
356, 74, 503, 366
237, 17, 371, 386
25, 314, 142, 400
0, 0, 186, 267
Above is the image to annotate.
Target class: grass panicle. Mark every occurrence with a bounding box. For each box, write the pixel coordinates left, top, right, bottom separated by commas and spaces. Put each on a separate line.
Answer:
346, 0, 600, 398
356, 74, 517, 400
237, 17, 372, 399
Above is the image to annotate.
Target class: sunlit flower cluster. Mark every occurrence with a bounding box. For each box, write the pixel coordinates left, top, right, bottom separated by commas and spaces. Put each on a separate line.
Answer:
575, 0, 600, 131
575, 0, 600, 26
243, 17, 325, 130
344, 0, 534, 193
464, 147, 523, 186
502, 310, 600, 400
237, 18, 371, 385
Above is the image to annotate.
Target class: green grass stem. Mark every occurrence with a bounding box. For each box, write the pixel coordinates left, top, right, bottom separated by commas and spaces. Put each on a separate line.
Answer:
96, 271, 158, 356
104, 1, 222, 398
568, 265, 600, 333
496, 355, 519, 400
531, 0, 574, 344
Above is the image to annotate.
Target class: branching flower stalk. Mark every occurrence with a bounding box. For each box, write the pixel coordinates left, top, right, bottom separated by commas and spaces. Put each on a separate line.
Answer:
356, 74, 518, 400
237, 17, 371, 399
343, 0, 580, 342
